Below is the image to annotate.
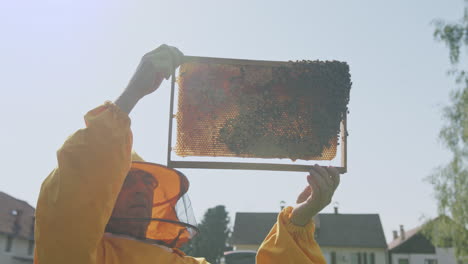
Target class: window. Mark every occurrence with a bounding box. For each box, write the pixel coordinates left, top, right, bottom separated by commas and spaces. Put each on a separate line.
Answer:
28, 240, 34, 255
370, 253, 375, 264
330, 252, 337, 264
5, 236, 13, 252
424, 260, 437, 264
352, 252, 375, 264
398, 259, 409, 264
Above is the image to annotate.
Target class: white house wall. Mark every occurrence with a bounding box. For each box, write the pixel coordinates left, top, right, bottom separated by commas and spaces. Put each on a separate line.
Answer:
391, 253, 436, 264
321, 247, 387, 264
0, 234, 10, 264
234, 244, 388, 263
391, 248, 462, 264
435, 248, 460, 264
0, 233, 34, 264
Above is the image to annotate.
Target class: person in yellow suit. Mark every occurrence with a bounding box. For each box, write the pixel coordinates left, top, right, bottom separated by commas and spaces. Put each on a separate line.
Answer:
35, 45, 341, 264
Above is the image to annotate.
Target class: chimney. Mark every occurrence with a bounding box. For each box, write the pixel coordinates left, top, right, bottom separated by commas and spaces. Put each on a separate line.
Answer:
393, 230, 398, 240
280, 201, 286, 211
399, 225, 405, 240
333, 201, 339, 214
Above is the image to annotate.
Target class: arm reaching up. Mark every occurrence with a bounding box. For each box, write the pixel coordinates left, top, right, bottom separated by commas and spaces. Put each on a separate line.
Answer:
35, 44, 184, 264
115, 44, 183, 114
256, 165, 341, 264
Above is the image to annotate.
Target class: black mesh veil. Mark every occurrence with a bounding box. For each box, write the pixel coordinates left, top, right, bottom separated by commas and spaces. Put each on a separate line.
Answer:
107, 160, 198, 248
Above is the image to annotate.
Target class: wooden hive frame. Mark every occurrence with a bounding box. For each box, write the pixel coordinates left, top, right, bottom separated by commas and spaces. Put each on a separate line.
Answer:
167, 55, 348, 173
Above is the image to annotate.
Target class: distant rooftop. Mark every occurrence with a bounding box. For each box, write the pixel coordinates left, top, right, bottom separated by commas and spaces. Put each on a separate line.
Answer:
388, 226, 422, 250
232, 211, 387, 248
385, 217, 464, 254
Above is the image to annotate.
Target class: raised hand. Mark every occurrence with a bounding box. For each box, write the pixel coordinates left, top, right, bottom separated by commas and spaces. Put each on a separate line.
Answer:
115, 44, 184, 114
290, 165, 340, 226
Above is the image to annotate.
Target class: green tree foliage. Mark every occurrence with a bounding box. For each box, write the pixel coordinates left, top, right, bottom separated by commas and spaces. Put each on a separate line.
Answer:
424, 0, 468, 258
182, 205, 231, 264
422, 216, 468, 253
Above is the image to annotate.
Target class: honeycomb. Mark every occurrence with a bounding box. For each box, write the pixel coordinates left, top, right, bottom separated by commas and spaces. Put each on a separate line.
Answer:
174, 61, 350, 161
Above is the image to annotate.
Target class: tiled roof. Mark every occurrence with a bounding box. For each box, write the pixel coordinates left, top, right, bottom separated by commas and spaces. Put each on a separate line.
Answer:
232, 212, 278, 245
316, 214, 387, 248
387, 226, 421, 250
232, 212, 387, 249
0, 191, 35, 239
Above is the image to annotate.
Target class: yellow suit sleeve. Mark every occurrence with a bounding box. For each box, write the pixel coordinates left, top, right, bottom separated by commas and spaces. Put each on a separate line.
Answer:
35, 102, 133, 264
256, 207, 326, 264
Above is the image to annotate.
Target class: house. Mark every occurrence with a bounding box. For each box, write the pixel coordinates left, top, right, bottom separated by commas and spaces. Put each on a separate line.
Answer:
232, 207, 388, 264
388, 222, 467, 264
0, 191, 35, 264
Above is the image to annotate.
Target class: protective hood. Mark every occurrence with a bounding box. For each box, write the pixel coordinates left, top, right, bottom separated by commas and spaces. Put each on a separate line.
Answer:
107, 152, 198, 248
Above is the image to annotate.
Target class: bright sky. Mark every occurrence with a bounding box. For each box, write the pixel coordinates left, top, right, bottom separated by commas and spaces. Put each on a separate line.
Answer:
0, 0, 463, 243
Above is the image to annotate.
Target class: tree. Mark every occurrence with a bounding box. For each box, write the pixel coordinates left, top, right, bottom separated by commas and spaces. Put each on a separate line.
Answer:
424, 0, 468, 258
182, 205, 231, 264
422, 216, 468, 254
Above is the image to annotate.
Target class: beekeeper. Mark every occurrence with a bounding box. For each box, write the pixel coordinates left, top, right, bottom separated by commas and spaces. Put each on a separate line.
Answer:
34, 44, 340, 264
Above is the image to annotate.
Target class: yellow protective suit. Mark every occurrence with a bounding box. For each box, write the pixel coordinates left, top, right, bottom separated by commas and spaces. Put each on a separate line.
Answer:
35, 102, 326, 264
